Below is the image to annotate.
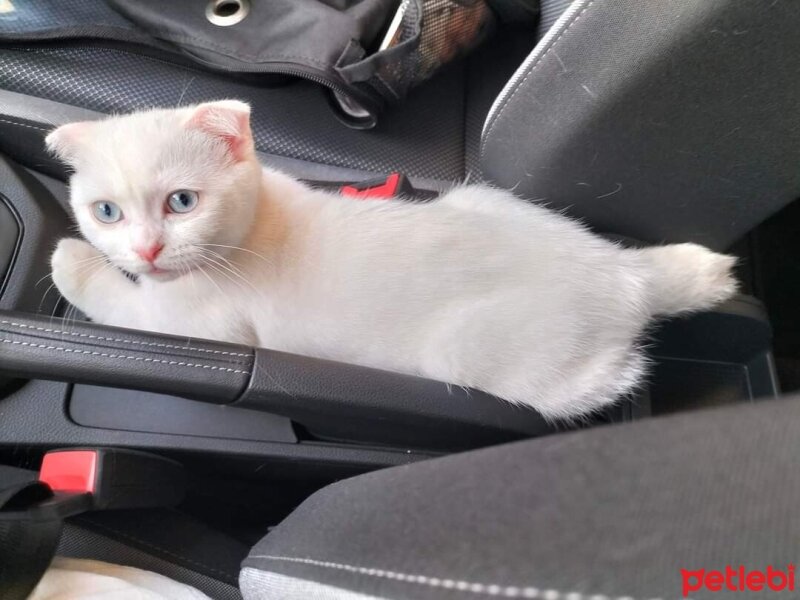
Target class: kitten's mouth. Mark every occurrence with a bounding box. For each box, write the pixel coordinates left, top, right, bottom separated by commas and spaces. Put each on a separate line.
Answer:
143, 265, 180, 282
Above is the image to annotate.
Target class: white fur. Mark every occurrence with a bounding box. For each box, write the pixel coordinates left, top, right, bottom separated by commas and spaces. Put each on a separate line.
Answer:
47, 102, 738, 419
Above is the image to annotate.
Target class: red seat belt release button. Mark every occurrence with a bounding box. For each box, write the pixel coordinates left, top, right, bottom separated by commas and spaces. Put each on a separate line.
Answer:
39, 450, 98, 494
341, 172, 404, 199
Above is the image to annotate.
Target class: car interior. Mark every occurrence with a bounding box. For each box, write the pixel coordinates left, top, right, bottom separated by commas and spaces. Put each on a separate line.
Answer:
2, 0, 800, 598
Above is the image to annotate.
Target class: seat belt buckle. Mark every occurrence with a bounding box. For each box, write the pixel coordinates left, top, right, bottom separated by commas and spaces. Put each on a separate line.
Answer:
0, 449, 184, 600
340, 172, 414, 199
39, 448, 186, 511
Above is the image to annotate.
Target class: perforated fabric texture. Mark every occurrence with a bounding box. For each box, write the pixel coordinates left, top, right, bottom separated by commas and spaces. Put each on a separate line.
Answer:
0, 43, 470, 180
0, 0, 141, 39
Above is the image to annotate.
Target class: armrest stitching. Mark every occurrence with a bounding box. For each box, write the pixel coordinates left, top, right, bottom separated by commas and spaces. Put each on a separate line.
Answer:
1, 339, 250, 374
0, 320, 251, 358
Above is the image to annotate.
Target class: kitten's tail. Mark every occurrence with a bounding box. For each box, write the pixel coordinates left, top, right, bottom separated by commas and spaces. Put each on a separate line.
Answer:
640, 243, 738, 317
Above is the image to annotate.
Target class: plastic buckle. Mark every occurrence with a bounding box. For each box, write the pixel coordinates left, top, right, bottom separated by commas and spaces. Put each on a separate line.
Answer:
340, 172, 414, 199
39, 450, 97, 494
38, 448, 186, 511
0, 449, 185, 600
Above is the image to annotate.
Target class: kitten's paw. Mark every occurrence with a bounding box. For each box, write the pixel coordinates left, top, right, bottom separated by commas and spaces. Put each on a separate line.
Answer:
51, 238, 105, 304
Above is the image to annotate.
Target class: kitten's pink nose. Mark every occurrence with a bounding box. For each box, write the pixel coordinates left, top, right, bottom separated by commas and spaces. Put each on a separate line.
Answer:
135, 243, 164, 263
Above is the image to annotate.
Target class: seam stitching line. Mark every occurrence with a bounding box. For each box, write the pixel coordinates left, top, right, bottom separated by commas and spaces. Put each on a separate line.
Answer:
0, 117, 50, 132
247, 555, 665, 600
1, 339, 250, 374
480, 0, 596, 158
0, 320, 251, 358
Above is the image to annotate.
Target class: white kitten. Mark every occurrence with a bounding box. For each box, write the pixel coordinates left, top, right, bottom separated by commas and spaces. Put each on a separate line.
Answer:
46, 101, 737, 419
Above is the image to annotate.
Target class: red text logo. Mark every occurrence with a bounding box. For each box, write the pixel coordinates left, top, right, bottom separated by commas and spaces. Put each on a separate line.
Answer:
682, 565, 795, 596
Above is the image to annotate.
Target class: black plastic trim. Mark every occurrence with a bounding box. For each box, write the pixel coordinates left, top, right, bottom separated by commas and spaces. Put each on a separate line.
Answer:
0, 155, 70, 315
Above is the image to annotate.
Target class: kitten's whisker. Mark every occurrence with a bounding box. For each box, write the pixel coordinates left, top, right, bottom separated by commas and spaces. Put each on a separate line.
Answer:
200, 259, 252, 295
68, 254, 107, 265
202, 260, 257, 297
49, 265, 105, 327
198, 254, 258, 294
188, 264, 198, 299
195, 244, 272, 266
44, 257, 110, 299
45, 255, 108, 284
195, 246, 239, 268
55, 261, 109, 334
195, 263, 225, 297
185, 259, 199, 301
176, 75, 196, 107
195, 248, 249, 281
38, 281, 60, 313
60, 304, 74, 334
49, 291, 64, 325
176, 257, 199, 306
71, 258, 111, 275
35, 272, 54, 288
83, 261, 113, 287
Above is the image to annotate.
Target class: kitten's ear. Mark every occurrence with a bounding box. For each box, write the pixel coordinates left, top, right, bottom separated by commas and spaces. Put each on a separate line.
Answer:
45, 121, 94, 166
185, 100, 253, 162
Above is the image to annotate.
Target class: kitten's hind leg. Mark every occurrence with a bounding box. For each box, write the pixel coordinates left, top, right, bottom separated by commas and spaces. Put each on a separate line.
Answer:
51, 238, 139, 323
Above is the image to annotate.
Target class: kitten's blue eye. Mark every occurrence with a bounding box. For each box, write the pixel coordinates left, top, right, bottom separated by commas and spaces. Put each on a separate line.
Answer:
167, 190, 199, 214
92, 201, 123, 224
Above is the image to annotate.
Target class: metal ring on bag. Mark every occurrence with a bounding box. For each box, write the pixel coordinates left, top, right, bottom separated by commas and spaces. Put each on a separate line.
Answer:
205, 0, 249, 26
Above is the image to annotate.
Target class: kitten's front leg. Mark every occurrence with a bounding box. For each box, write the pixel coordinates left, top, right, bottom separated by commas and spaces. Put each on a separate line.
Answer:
51, 238, 139, 324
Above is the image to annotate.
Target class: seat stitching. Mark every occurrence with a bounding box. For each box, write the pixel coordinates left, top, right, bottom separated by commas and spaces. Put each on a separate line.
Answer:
0, 117, 51, 132
248, 555, 665, 600
480, 0, 596, 158
0, 320, 252, 358
0, 339, 250, 374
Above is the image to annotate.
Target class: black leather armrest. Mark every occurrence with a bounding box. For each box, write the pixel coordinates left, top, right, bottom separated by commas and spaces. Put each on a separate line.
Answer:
0, 311, 252, 403
0, 310, 551, 450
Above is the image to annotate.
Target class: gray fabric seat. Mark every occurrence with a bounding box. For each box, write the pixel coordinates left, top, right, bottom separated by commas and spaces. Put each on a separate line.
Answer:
480, 0, 800, 250
240, 396, 800, 600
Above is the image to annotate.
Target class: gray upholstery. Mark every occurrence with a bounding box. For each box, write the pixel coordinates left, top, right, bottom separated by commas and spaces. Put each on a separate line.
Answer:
481, 0, 800, 250
242, 396, 800, 599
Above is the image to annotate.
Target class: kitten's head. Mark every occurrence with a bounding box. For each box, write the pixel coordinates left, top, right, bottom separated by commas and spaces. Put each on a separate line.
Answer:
46, 100, 261, 281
